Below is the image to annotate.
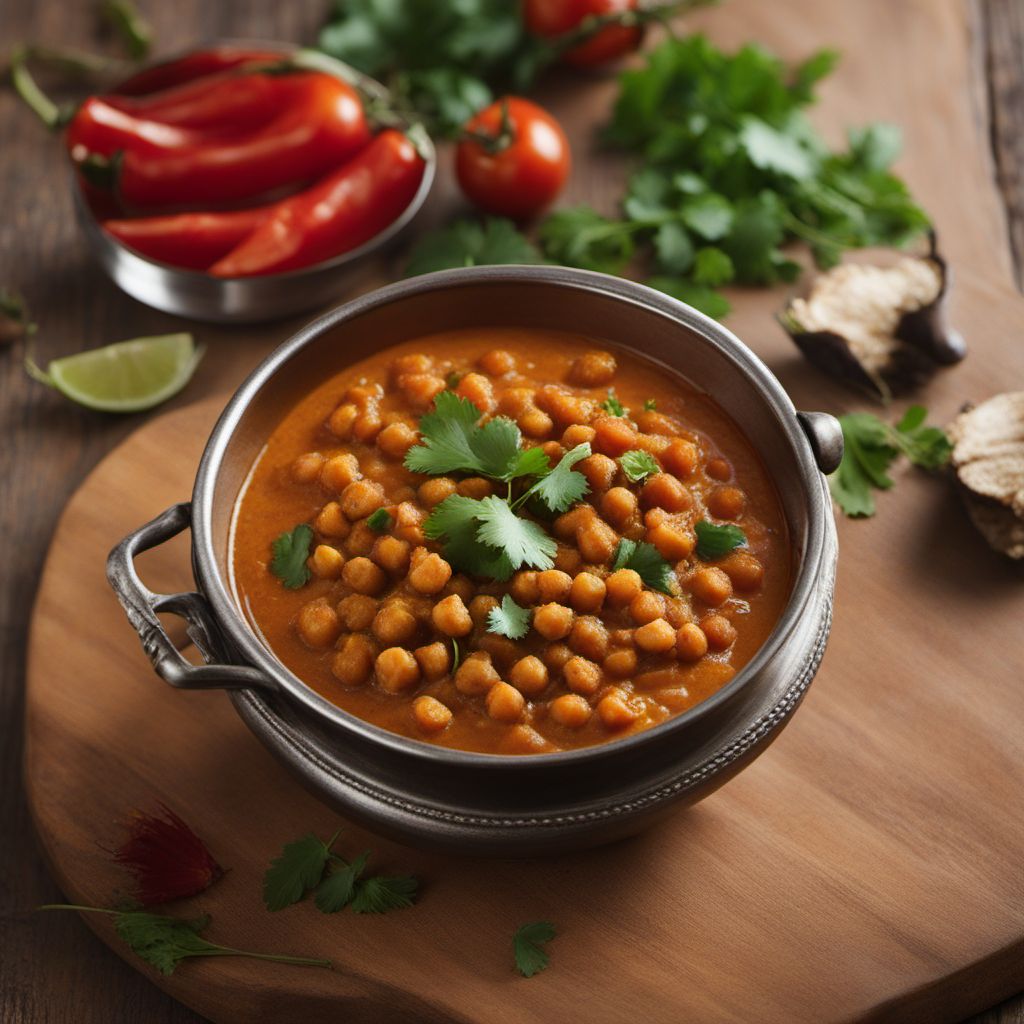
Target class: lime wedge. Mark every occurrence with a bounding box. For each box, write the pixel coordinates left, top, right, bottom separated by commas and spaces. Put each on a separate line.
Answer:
27, 332, 204, 413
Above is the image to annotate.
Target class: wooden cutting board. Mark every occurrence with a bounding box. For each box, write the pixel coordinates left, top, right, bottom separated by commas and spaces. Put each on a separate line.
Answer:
22, 0, 1024, 1021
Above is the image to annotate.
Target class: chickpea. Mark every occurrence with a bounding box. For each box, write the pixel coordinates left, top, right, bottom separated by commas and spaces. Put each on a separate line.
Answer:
568, 350, 617, 387
412, 695, 452, 733
705, 457, 732, 481
373, 602, 419, 645
609, 627, 634, 646
352, 409, 384, 443
576, 517, 618, 564
564, 655, 602, 696
332, 635, 376, 686
389, 352, 433, 380
509, 570, 541, 606
376, 421, 419, 459
634, 617, 677, 654
328, 402, 358, 439
537, 569, 573, 603
635, 410, 681, 436
640, 473, 692, 513
398, 372, 446, 411
569, 616, 609, 661
484, 681, 525, 723
546, 392, 592, 429
454, 651, 500, 695
414, 641, 451, 680
337, 593, 377, 631
408, 550, 452, 594
633, 433, 672, 457
340, 480, 385, 521
553, 544, 584, 575
578, 453, 618, 493
314, 501, 350, 539
345, 382, 383, 405
597, 690, 640, 730
553, 504, 596, 541
541, 440, 564, 463
569, 572, 606, 614
291, 452, 325, 484
605, 568, 643, 606
663, 596, 693, 628
592, 417, 639, 457
601, 487, 637, 530
418, 477, 457, 507
533, 602, 574, 640
647, 522, 695, 561
432, 594, 473, 636
542, 642, 573, 673
477, 633, 519, 670
549, 693, 592, 728
478, 348, 516, 375
444, 574, 475, 603
456, 477, 494, 500
518, 406, 555, 439
320, 453, 361, 492
661, 439, 699, 479
707, 485, 746, 520
498, 387, 534, 418
468, 594, 500, 629
393, 502, 426, 546
375, 647, 420, 693
296, 601, 341, 648
676, 622, 709, 661
342, 556, 387, 596
644, 507, 669, 529
561, 424, 596, 448
720, 551, 764, 592
371, 535, 411, 576
603, 647, 637, 678
311, 544, 344, 579
345, 520, 377, 557
455, 372, 496, 413
630, 590, 666, 625
509, 655, 549, 697
701, 614, 737, 651
689, 566, 733, 607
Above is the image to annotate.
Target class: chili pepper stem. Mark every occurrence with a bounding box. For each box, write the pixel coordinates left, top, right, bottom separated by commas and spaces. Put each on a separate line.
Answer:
38, 903, 118, 914
9, 47, 65, 130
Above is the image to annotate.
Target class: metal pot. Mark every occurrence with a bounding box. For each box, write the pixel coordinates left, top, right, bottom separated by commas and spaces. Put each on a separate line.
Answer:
108, 266, 842, 855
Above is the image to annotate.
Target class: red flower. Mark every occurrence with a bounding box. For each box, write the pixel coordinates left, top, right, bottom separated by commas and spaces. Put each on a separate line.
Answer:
113, 803, 223, 906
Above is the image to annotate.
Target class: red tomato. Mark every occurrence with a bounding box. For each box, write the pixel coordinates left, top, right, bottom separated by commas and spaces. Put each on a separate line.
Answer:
456, 97, 570, 220
522, 0, 643, 67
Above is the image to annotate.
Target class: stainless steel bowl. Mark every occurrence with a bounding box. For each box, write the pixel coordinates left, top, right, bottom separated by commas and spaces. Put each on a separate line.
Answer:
107, 266, 842, 855
73, 44, 436, 323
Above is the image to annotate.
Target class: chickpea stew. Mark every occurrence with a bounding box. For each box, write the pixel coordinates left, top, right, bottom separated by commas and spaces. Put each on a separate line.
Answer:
231, 328, 790, 755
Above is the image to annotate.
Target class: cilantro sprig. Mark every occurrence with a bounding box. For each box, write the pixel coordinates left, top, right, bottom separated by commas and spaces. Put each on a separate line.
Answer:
694, 521, 747, 560
619, 449, 660, 483
829, 405, 952, 517
270, 524, 314, 589
611, 538, 677, 595
600, 389, 627, 416
513, 921, 556, 978
487, 594, 532, 640
367, 508, 393, 533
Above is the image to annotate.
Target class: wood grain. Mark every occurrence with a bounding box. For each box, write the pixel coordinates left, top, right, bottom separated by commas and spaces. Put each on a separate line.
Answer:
3, 0, 1024, 1020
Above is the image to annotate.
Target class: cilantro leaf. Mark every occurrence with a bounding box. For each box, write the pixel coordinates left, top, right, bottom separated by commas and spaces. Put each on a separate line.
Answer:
513, 921, 556, 978
695, 520, 747, 560
367, 508, 393, 533
263, 831, 337, 911
649, 277, 732, 320
350, 875, 418, 914
487, 594, 532, 640
619, 449, 660, 483
528, 443, 592, 514
599, 390, 627, 417
538, 206, 635, 274
681, 193, 734, 240
404, 217, 544, 277
611, 538, 677, 594
892, 404, 953, 469
692, 246, 735, 287
507, 445, 552, 481
475, 496, 557, 571
473, 417, 534, 480
270, 524, 313, 589
313, 852, 368, 914
424, 494, 515, 580
643, 398, 657, 411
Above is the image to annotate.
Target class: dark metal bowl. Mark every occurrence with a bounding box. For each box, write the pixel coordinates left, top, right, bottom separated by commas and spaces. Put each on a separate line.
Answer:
108, 266, 841, 855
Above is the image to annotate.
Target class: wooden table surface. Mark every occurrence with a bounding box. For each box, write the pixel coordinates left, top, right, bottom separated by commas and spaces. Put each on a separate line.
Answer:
2, 1, 1022, 1021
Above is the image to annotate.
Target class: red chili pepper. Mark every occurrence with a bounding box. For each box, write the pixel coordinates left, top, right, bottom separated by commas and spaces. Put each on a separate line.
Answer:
66, 97, 199, 160
75, 72, 371, 209
113, 45, 283, 96
102, 204, 276, 269
210, 129, 426, 278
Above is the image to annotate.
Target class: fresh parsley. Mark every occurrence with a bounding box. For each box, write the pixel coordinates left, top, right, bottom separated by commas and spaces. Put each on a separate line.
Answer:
600, 389, 627, 416
611, 538, 677, 595
270, 524, 314, 589
263, 830, 339, 911
367, 507, 393, 533
405, 217, 546, 277
40, 906, 330, 973
694, 520, 747, 560
829, 405, 952, 517
619, 449, 660, 483
350, 875, 419, 914
513, 921, 556, 978
486, 594, 532, 640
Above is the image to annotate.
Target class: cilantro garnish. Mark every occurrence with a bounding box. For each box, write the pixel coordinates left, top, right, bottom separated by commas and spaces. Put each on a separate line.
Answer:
611, 538, 677, 595
263, 831, 339, 911
513, 921, 556, 978
350, 876, 419, 914
270, 524, 313, 589
829, 405, 952, 517
314, 852, 368, 914
695, 520, 747, 560
529, 442, 592, 513
600, 390, 627, 417
619, 449, 660, 483
405, 217, 546, 276
367, 508, 393, 533
643, 398, 657, 411
486, 594, 532, 640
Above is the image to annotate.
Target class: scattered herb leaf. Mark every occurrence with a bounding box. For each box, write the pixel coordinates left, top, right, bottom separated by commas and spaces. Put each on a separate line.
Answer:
451, 637, 461, 673
263, 830, 338, 911
600, 390, 627, 417
424, 494, 515, 580
475, 496, 557, 572
313, 852, 369, 914
513, 921, 556, 978
405, 217, 546, 276
367, 508, 393, 533
694, 520, 747, 560
643, 398, 657, 411
350, 875, 419, 914
486, 594, 532, 640
270, 524, 314, 589
526, 443, 591, 514
611, 538, 677, 595
619, 449, 660, 483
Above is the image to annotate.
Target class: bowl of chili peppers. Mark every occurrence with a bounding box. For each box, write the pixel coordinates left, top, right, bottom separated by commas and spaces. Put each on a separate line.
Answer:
68, 43, 436, 323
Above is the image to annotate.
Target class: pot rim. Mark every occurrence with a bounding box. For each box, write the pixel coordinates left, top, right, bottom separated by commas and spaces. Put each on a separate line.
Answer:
192, 265, 831, 768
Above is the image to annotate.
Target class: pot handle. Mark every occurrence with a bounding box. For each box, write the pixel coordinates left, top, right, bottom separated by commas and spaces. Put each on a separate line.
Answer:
797, 411, 844, 475
106, 502, 275, 692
